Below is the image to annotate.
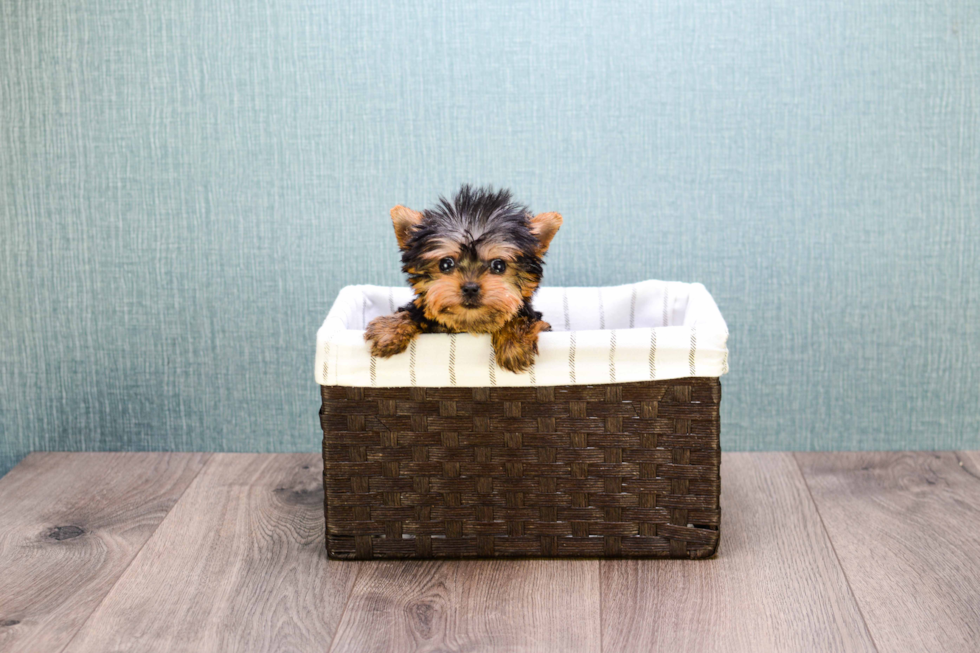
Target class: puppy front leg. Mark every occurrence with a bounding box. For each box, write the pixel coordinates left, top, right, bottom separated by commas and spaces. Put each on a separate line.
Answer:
492, 316, 550, 374
364, 310, 422, 357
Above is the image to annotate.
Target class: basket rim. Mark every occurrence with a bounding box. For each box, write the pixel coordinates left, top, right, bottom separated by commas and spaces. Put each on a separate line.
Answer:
316, 279, 729, 388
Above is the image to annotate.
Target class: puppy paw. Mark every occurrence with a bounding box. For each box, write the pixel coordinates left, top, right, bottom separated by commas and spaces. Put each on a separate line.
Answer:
492, 318, 547, 374
494, 339, 536, 373
364, 313, 420, 357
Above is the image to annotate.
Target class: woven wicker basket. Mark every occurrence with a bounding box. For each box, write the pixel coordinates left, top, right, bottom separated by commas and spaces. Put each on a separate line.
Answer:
320, 378, 720, 559
316, 280, 728, 559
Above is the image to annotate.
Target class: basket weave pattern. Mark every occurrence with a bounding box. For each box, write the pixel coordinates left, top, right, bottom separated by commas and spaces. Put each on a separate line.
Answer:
320, 378, 721, 559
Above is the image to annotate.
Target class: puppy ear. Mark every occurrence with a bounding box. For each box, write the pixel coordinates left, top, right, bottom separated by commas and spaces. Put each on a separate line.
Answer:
529, 212, 563, 256
390, 205, 424, 250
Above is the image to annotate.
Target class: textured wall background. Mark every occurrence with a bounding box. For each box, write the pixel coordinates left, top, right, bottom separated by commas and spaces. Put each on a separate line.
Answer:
2, 1, 979, 476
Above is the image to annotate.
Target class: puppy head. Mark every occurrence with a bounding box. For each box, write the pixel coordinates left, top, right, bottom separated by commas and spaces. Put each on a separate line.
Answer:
391, 185, 562, 333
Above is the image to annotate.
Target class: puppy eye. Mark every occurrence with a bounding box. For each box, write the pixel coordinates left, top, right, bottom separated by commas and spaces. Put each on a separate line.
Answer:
490, 259, 506, 274
438, 258, 456, 273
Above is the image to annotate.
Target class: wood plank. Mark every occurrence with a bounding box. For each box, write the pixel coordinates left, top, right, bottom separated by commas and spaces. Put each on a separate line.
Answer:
0, 452, 208, 653
797, 451, 980, 653
63, 453, 357, 653
330, 559, 601, 652
601, 452, 875, 653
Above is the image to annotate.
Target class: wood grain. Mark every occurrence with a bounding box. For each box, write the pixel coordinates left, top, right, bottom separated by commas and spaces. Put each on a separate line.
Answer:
0, 452, 208, 653
63, 453, 358, 653
6, 451, 977, 653
601, 452, 875, 653
797, 450, 980, 653
330, 559, 601, 652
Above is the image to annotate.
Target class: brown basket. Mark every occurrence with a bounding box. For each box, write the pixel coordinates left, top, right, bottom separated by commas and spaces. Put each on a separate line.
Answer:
320, 377, 720, 559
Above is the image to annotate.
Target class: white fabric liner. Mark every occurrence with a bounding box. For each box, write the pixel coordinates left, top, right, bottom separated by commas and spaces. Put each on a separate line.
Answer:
315, 279, 729, 388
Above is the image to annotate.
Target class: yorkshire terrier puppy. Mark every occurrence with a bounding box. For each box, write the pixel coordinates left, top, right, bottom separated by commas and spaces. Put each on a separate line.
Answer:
365, 184, 562, 373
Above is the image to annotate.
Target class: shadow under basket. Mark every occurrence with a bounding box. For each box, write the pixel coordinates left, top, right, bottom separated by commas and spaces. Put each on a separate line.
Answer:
319, 378, 721, 559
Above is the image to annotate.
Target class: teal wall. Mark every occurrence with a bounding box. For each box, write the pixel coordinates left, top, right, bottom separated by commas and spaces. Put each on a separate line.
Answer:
2, 1, 979, 476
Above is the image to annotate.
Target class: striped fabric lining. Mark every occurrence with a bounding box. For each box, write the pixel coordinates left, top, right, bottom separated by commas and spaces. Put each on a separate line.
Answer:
630, 287, 637, 328
449, 333, 457, 386
562, 289, 570, 330
366, 292, 377, 385
488, 345, 497, 386
316, 280, 728, 387
568, 331, 577, 384
409, 339, 417, 386
609, 330, 617, 383
598, 288, 605, 329
648, 329, 657, 380
689, 329, 697, 376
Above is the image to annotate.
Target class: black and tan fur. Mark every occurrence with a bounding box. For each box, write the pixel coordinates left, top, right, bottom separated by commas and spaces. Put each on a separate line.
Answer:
364, 185, 562, 373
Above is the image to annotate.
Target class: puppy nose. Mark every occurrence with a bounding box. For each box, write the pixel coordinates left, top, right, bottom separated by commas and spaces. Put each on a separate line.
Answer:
461, 282, 480, 297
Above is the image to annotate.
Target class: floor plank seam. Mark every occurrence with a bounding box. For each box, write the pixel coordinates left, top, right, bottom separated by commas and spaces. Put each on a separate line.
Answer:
54, 453, 214, 653
325, 560, 363, 653
792, 452, 881, 653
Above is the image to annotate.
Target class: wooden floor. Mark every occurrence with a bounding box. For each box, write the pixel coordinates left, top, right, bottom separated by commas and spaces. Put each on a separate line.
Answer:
0, 452, 978, 652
